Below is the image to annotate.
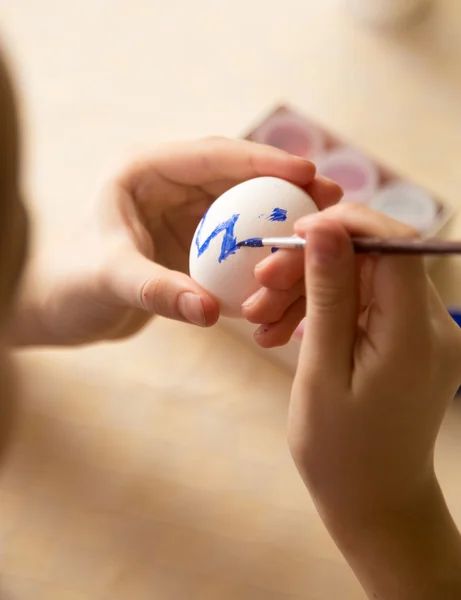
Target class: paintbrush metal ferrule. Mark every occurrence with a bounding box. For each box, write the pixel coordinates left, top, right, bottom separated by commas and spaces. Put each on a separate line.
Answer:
237, 236, 305, 249
258, 236, 305, 249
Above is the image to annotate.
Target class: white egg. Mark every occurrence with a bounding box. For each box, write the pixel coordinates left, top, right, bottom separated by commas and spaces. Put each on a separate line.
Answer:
189, 176, 318, 317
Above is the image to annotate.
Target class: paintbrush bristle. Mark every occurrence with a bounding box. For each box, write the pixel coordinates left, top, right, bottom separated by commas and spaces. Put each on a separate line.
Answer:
237, 238, 264, 248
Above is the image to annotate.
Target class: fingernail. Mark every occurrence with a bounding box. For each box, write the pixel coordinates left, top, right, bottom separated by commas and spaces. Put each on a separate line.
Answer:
178, 292, 206, 326
292, 320, 305, 341
305, 229, 343, 266
316, 175, 345, 200
316, 174, 342, 187
294, 156, 315, 167
242, 288, 264, 309
255, 324, 270, 336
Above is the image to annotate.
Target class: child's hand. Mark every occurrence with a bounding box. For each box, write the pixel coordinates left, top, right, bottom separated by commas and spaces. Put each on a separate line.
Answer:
249, 204, 461, 599
11, 138, 342, 346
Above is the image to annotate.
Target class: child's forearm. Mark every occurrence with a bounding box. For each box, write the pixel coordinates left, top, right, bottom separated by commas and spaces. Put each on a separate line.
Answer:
323, 477, 461, 600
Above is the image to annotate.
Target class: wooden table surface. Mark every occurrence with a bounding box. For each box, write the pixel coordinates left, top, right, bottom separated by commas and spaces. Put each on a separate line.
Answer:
1, 1, 461, 598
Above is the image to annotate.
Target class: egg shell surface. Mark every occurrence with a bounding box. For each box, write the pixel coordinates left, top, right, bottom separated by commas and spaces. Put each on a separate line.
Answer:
189, 176, 318, 317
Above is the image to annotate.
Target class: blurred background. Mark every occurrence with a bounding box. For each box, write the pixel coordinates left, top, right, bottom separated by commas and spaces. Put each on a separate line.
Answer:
1, 1, 461, 598
2, 1, 460, 252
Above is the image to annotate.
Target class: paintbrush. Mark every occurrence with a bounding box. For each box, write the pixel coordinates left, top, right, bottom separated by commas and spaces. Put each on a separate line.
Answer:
237, 236, 461, 255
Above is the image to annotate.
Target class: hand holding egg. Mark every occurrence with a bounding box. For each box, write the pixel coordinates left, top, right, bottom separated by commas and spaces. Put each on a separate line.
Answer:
189, 177, 319, 317
88, 135, 342, 336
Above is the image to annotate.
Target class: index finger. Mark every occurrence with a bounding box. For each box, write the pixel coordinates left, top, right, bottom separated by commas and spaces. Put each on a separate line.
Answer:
129, 137, 316, 183
116, 138, 322, 212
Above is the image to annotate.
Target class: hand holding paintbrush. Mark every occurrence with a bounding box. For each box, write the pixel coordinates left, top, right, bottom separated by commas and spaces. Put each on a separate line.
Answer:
238, 235, 461, 255
243, 204, 461, 600
241, 203, 460, 350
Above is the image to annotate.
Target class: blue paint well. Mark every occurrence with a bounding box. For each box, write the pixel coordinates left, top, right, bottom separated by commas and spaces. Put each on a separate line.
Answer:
268, 208, 287, 222
271, 247, 279, 253
195, 213, 240, 263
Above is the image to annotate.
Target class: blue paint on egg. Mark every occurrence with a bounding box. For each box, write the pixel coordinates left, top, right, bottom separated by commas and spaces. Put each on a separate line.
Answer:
195, 213, 241, 263
268, 208, 287, 222
194, 206, 288, 264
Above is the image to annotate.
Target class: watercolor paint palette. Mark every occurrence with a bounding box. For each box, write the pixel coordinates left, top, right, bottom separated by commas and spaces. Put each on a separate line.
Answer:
246, 105, 452, 237
220, 104, 455, 373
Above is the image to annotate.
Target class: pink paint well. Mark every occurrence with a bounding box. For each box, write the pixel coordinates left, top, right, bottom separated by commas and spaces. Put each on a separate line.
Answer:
253, 113, 325, 160
318, 149, 378, 205
321, 162, 368, 192
264, 123, 314, 158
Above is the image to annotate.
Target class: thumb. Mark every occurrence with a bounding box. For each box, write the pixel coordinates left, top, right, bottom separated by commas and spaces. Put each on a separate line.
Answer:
294, 218, 358, 386
106, 250, 220, 327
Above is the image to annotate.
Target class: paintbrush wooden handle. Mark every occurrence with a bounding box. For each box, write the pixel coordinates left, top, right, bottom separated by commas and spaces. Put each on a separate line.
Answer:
351, 237, 461, 255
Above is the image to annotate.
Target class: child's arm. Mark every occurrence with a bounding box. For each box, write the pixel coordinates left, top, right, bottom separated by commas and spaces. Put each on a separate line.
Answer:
324, 481, 461, 600
247, 204, 461, 599
7, 138, 342, 347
